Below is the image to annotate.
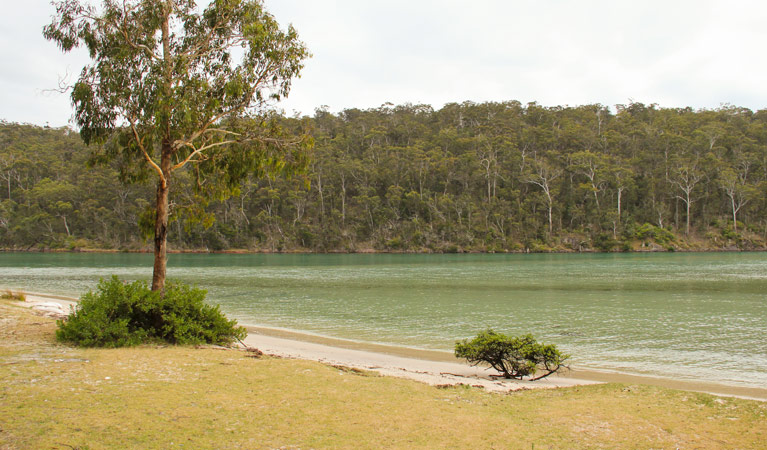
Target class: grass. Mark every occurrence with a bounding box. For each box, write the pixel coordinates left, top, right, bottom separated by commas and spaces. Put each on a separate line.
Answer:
0, 290, 25, 302
1, 300, 766, 450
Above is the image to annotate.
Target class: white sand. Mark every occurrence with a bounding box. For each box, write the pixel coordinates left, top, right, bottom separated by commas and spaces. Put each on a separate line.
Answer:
242, 329, 598, 392
17, 292, 76, 318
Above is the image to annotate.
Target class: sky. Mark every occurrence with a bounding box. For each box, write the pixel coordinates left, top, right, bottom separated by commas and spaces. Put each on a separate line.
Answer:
3, 0, 767, 127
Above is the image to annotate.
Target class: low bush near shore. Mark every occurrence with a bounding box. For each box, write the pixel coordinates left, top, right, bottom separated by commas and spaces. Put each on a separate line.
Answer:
455, 329, 569, 380
56, 276, 246, 347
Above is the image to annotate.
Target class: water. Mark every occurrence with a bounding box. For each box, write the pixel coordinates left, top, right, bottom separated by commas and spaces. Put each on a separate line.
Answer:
1, 252, 766, 388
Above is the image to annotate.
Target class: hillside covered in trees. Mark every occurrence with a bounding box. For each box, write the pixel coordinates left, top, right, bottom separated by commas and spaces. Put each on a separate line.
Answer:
2, 101, 766, 253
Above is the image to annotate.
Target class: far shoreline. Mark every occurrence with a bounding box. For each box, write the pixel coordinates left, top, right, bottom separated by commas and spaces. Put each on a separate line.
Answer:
2, 247, 766, 255
11, 289, 767, 402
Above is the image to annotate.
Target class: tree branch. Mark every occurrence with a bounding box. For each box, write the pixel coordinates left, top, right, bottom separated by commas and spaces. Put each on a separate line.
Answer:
120, 1, 161, 61
170, 140, 233, 171
129, 119, 165, 186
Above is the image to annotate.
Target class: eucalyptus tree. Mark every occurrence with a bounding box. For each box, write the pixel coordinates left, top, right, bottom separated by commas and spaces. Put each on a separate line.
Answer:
571, 150, 608, 213
0, 151, 19, 202
667, 153, 705, 236
606, 156, 635, 225
525, 152, 562, 234
719, 162, 757, 231
44, 0, 311, 290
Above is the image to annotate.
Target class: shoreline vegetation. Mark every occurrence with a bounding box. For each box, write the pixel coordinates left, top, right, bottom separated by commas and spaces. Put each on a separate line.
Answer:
10, 290, 767, 402
1, 295, 766, 449
2, 245, 766, 254
1, 235, 764, 256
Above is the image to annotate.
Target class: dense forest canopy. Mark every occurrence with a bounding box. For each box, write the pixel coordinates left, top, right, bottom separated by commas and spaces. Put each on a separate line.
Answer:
2, 100, 766, 252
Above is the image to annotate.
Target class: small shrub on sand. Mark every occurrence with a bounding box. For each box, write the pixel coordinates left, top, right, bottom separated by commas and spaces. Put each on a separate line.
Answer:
56, 276, 246, 347
455, 329, 569, 380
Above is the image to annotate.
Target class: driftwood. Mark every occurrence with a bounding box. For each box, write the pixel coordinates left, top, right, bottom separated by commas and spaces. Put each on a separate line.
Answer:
236, 336, 264, 358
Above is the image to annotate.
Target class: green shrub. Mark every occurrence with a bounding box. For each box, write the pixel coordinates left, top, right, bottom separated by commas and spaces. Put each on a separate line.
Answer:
297, 226, 316, 248
721, 226, 740, 242
442, 244, 460, 254
634, 223, 676, 245
56, 276, 246, 348
592, 233, 618, 252
455, 329, 569, 380
528, 240, 554, 253
385, 237, 405, 250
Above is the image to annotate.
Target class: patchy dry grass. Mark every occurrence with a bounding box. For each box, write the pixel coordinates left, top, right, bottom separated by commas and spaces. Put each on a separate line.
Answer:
0, 290, 25, 302
1, 300, 765, 450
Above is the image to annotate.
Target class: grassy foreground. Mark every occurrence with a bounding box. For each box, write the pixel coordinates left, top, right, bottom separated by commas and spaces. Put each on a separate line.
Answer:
1, 300, 765, 450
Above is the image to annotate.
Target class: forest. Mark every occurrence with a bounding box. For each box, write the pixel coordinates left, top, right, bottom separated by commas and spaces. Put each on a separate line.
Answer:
1, 100, 766, 253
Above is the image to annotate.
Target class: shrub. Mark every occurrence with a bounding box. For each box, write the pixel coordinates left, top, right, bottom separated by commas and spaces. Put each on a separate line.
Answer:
56, 276, 246, 348
721, 226, 740, 242
593, 233, 618, 252
455, 329, 569, 380
384, 237, 405, 250
442, 244, 460, 254
634, 223, 676, 245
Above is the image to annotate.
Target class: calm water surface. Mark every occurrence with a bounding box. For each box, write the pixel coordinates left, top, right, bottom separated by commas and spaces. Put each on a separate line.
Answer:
1, 252, 766, 388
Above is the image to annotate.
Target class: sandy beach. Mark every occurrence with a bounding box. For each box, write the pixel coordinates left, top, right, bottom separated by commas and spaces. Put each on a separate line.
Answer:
14, 290, 767, 401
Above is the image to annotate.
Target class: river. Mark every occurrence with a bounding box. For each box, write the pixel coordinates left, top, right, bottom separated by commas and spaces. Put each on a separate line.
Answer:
1, 252, 765, 389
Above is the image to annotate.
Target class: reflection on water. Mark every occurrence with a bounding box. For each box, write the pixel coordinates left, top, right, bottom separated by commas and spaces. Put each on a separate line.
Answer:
1, 252, 766, 388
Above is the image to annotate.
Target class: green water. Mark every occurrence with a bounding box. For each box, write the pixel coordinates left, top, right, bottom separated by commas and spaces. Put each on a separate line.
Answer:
1, 252, 766, 388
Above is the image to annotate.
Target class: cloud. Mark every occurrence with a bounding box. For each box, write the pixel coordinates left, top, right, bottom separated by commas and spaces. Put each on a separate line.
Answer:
3, 0, 767, 126
0, 1, 90, 126
269, 0, 767, 115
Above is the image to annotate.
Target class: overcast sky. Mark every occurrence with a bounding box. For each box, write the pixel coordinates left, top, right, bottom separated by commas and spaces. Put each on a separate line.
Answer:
3, 0, 767, 127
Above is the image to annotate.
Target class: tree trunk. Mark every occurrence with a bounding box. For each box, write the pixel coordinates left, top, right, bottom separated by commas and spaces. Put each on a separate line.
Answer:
61, 215, 70, 237
151, 147, 172, 291
153, 8, 172, 292
152, 177, 169, 291
591, 181, 600, 212
547, 192, 553, 234
617, 187, 623, 224
340, 174, 347, 227
316, 171, 325, 218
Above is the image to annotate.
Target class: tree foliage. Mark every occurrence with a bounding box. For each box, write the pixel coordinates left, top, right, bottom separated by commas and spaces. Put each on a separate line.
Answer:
455, 329, 569, 380
44, 0, 311, 290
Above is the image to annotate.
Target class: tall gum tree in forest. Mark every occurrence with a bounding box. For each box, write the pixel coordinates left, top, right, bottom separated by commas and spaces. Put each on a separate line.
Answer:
667, 152, 705, 236
525, 152, 561, 234
44, 0, 311, 290
719, 164, 757, 232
